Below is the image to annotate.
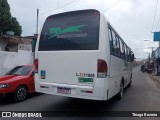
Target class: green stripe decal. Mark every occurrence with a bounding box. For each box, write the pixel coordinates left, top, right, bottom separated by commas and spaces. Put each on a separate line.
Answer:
49, 24, 88, 39
78, 78, 94, 83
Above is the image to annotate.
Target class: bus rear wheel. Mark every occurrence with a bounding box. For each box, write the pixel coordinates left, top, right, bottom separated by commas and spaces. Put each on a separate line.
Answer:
116, 82, 124, 100
128, 74, 132, 87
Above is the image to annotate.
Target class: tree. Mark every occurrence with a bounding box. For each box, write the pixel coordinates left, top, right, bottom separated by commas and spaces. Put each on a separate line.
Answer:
0, 0, 11, 34
0, 0, 22, 36
10, 17, 22, 36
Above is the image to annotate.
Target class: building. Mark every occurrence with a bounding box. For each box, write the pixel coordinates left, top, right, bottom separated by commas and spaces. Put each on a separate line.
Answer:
155, 47, 160, 75
0, 34, 38, 75
0, 34, 38, 52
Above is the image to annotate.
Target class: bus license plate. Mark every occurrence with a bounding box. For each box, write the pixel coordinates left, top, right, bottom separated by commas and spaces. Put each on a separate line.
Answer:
57, 87, 71, 94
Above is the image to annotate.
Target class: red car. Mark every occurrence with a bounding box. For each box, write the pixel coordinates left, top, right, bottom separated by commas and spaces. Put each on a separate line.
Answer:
0, 65, 35, 102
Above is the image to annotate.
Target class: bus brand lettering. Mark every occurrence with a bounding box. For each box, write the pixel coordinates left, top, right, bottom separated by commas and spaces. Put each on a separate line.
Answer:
57, 33, 87, 39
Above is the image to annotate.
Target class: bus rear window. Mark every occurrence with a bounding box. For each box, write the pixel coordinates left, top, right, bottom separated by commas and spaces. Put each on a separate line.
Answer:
39, 10, 100, 51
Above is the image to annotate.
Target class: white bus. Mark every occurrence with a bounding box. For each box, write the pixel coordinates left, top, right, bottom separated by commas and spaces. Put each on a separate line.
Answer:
34, 9, 134, 101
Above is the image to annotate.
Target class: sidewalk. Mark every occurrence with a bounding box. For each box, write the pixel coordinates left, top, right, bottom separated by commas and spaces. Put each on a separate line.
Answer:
149, 74, 160, 83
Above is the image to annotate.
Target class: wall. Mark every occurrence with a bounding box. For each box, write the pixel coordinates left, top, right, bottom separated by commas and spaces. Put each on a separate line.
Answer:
0, 39, 7, 51
0, 51, 33, 75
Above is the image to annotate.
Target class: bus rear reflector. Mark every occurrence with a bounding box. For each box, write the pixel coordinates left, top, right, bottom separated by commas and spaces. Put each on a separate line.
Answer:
34, 59, 38, 73
81, 90, 93, 93
97, 59, 107, 78
40, 85, 49, 89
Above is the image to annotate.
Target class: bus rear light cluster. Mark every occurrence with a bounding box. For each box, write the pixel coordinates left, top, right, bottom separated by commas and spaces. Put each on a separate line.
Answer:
97, 59, 108, 78
34, 59, 39, 73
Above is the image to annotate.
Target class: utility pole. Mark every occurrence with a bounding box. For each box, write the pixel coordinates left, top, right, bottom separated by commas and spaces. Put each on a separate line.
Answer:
33, 8, 39, 63
36, 8, 39, 34
147, 46, 155, 54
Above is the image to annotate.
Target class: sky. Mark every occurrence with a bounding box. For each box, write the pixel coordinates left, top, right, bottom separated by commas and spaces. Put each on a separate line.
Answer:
7, 0, 160, 60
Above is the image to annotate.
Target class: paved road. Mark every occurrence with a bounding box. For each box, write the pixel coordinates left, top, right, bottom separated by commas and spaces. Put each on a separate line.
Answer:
1, 66, 160, 120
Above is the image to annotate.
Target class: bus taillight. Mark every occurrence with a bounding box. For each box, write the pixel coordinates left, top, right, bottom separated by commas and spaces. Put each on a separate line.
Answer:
47, 18, 51, 21
34, 59, 39, 73
97, 59, 107, 78
93, 11, 98, 15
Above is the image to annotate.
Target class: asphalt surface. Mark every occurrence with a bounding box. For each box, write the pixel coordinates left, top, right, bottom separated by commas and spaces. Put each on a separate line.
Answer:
1, 66, 160, 120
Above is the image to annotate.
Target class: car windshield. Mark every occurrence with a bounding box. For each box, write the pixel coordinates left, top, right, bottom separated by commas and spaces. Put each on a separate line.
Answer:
6, 66, 33, 76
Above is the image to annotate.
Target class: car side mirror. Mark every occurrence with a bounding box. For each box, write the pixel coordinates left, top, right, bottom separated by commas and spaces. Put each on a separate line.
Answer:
31, 72, 35, 76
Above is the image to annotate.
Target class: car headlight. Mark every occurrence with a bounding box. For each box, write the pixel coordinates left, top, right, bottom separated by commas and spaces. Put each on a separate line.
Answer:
0, 84, 10, 88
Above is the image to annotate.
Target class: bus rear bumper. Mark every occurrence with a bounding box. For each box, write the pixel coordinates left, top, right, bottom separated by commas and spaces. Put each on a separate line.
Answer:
35, 82, 106, 101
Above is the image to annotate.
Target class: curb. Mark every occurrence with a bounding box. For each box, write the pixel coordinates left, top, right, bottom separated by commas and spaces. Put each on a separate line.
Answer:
149, 75, 160, 83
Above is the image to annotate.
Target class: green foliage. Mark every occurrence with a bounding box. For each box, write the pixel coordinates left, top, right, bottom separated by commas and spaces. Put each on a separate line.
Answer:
10, 17, 22, 36
0, 0, 22, 35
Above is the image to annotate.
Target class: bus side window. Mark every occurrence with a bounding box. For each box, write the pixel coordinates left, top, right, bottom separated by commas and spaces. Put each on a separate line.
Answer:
124, 44, 127, 60
124, 45, 129, 61
127, 48, 131, 61
129, 50, 132, 62
128, 48, 131, 61
119, 39, 123, 58
108, 28, 114, 54
120, 41, 125, 59
115, 36, 121, 57
126, 47, 129, 61
112, 31, 118, 56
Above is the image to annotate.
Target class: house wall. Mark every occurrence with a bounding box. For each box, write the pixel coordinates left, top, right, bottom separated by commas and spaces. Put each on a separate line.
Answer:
0, 51, 33, 75
0, 39, 7, 51
9, 43, 18, 52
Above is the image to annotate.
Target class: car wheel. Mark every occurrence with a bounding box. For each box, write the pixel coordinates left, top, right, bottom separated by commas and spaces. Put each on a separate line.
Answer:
13, 86, 27, 102
116, 82, 124, 100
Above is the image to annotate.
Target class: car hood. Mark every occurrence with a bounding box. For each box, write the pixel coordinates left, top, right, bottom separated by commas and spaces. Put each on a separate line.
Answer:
0, 75, 28, 83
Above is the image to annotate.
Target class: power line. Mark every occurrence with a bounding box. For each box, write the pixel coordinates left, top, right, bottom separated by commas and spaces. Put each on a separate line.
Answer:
103, 0, 128, 13
151, 0, 159, 32
40, 0, 80, 16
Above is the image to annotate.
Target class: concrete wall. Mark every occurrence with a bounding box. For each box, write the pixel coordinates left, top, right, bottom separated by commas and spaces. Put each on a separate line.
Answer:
0, 39, 7, 51
0, 51, 33, 75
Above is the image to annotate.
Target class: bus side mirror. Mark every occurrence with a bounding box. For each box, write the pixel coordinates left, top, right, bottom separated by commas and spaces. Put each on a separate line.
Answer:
131, 54, 134, 62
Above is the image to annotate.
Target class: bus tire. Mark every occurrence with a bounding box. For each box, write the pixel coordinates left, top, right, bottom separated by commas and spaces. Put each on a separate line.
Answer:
116, 82, 124, 100
128, 74, 132, 87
